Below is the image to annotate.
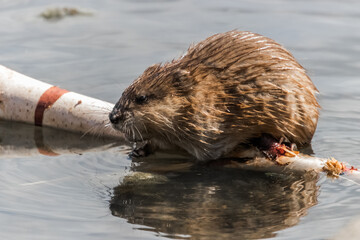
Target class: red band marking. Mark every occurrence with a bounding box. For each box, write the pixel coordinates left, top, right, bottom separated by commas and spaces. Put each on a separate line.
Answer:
34, 86, 69, 126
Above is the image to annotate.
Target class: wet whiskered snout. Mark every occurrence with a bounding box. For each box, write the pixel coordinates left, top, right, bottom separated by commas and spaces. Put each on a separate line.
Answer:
109, 110, 124, 125
109, 107, 136, 136
109, 107, 147, 142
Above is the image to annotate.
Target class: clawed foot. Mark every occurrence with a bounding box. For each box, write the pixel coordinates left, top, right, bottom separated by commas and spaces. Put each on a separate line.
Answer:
129, 141, 153, 158
257, 135, 299, 160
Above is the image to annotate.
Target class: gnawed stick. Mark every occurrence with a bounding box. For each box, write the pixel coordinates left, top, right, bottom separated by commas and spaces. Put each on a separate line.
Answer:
274, 144, 359, 178
223, 142, 359, 178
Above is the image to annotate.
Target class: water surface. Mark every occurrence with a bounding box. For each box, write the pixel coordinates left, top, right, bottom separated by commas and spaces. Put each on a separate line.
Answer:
1, 0, 360, 239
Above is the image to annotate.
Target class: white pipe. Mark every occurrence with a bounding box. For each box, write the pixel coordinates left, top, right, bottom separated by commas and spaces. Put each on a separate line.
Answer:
0, 65, 123, 139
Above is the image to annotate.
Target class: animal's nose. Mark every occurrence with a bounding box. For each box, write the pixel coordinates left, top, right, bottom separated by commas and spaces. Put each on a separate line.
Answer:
109, 111, 121, 124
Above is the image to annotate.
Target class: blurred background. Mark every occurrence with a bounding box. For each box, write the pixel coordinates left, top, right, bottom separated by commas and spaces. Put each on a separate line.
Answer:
1, 0, 360, 239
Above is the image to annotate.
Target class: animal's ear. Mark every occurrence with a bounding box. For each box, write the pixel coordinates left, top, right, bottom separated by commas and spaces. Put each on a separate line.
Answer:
172, 69, 191, 89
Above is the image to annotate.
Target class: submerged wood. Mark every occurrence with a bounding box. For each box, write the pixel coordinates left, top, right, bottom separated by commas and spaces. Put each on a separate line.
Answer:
40, 7, 93, 21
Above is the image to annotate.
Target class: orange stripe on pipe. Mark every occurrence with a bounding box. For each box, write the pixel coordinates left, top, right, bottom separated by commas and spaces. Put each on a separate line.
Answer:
34, 86, 69, 126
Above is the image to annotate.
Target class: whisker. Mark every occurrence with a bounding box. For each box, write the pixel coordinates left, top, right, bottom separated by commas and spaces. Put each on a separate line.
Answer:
141, 121, 148, 134
80, 110, 111, 116
88, 105, 113, 112
143, 117, 178, 141
131, 125, 135, 141
80, 125, 98, 139
134, 125, 144, 142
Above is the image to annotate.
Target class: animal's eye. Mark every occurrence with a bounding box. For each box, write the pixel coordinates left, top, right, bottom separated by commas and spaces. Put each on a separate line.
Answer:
135, 95, 148, 105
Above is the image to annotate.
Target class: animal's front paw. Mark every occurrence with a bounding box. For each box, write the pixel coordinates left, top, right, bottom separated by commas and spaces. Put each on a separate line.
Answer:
258, 135, 299, 160
129, 141, 153, 158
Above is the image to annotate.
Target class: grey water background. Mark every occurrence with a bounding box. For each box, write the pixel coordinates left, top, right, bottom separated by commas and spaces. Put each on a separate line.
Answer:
1, 0, 360, 239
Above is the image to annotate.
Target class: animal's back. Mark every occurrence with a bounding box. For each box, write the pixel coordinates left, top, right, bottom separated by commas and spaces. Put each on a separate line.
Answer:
176, 31, 319, 158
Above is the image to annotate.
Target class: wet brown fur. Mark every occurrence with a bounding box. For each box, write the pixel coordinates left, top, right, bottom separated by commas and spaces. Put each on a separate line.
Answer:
111, 31, 319, 160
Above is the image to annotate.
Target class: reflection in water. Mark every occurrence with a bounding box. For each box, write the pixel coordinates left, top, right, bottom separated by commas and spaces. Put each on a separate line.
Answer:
110, 157, 319, 239
0, 120, 127, 158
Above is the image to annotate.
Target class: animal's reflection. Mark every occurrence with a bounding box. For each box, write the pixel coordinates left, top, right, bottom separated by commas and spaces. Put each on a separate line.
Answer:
110, 156, 319, 239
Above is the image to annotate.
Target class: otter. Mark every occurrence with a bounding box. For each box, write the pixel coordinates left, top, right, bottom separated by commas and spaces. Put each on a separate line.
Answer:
109, 31, 319, 161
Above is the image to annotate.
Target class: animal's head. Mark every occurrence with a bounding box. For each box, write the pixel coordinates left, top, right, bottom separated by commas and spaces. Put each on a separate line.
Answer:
109, 63, 192, 143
